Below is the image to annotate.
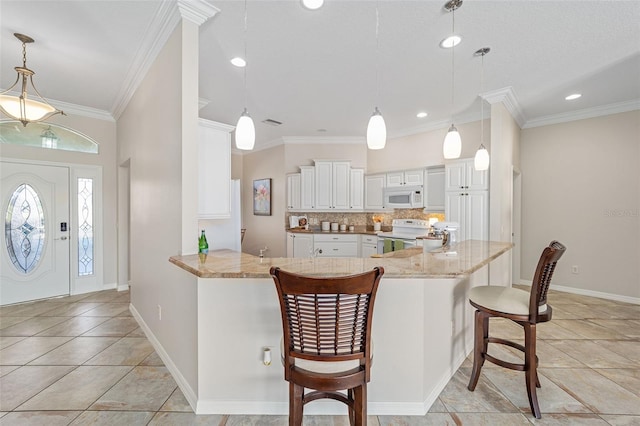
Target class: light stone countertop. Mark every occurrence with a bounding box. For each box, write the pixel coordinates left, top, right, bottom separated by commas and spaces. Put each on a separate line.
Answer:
169, 240, 513, 279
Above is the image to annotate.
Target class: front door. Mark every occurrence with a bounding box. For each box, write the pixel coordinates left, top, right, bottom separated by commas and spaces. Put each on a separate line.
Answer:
1, 162, 70, 305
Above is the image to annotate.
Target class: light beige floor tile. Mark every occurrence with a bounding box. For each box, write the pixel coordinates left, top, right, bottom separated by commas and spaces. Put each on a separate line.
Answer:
590, 320, 640, 339
0, 316, 70, 337
84, 337, 154, 365
597, 305, 640, 320
16, 365, 132, 411
378, 413, 456, 425
0, 301, 60, 317
545, 340, 635, 368
552, 320, 628, 340
449, 412, 531, 425
550, 303, 607, 320
159, 387, 192, 412
595, 369, 640, 398
69, 410, 154, 425
438, 368, 519, 413
489, 318, 525, 340
149, 412, 225, 425
0, 411, 81, 425
140, 350, 164, 366
598, 415, 640, 425
482, 368, 590, 415
0, 336, 26, 350
81, 317, 139, 337
37, 302, 103, 317
0, 336, 72, 365
527, 413, 610, 425
90, 366, 177, 411
127, 327, 147, 337
427, 398, 447, 413
0, 317, 30, 330
537, 322, 584, 340
80, 303, 130, 317
110, 292, 131, 303
593, 340, 640, 365
117, 309, 133, 317
28, 336, 119, 365
541, 368, 640, 415
35, 316, 111, 337
224, 415, 288, 425
0, 365, 74, 411
76, 291, 121, 303
45, 293, 95, 303
0, 365, 19, 377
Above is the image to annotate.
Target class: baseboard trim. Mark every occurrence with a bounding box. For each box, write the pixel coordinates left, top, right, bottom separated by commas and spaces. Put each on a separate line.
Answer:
129, 304, 198, 412
117, 283, 130, 292
517, 280, 639, 305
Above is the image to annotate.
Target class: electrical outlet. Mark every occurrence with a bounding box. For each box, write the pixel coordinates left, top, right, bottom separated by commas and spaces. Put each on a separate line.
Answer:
157, 304, 162, 320
571, 265, 579, 274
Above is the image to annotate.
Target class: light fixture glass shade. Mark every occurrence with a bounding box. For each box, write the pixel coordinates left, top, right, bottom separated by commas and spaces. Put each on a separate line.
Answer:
301, 0, 324, 10
0, 94, 60, 127
366, 107, 386, 150
474, 144, 490, 170
443, 124, 461, 159
235, 108, 255, 150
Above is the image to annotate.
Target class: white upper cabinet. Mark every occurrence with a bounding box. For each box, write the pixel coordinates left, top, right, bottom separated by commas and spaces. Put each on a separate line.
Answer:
424, 166, 445, 211
445, 159, 488, 191
364, 174, 385, 210
287, 173, 301, 210
386, 169, 424, 187
300, 166, 315, 210
198, 119, 234, 219
349, 168, 364, 210
315, 160, 351, 210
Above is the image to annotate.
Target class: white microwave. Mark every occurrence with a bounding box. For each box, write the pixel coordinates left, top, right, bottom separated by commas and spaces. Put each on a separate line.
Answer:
383, 186, 424, 209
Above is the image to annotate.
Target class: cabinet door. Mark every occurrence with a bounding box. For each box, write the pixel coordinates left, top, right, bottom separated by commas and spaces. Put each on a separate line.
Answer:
467, 164, 489, 191
361, 244, 377, 258
286, 233, 294, 258
300, 166, 315, 210
445, 162, 466, 191
293, 233, 314, 258
349, 169, 364, 210
445, 191, 465, 239
425, 167, 445, 211
467, 191, 489, 241
365, 174, 385, 210
198, 120, 232, 219
404, 169, 424, 186
332, 161, 351, 209
315, 161, 332, 209
287, 173, 301, 210
386, 171, 404, 187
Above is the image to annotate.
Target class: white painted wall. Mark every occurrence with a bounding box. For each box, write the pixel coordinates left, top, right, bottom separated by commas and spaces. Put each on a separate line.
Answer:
0, 114, 118, 289
117, 21, 199, 395
520, 110, 640, 300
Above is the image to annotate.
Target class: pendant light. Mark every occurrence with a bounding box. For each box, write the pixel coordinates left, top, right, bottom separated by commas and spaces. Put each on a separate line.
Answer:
235, 0, 255, 150
366, 0, 386, 150
442, 0, 462, 159
474, 47, 490, 171
0, 33, 64, 127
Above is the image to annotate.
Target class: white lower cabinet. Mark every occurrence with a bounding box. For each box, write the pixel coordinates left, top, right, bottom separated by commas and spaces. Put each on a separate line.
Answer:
314, 234, 358, 258
287, 233, 314, 258
360, 235, 378, 258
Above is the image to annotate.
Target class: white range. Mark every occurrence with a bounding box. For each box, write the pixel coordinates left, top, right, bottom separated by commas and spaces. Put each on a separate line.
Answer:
376, 219, 430, 254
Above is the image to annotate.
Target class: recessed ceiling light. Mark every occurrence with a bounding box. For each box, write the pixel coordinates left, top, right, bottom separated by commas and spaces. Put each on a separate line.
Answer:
416, 112, 428, 118
230, 57, 246, 67
565, 93, 582, 101
440, 35, 461, 48
302, 0, 324, 10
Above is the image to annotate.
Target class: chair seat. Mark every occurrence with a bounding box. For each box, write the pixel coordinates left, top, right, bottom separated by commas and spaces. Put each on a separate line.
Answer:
469, 286, 547, 316
280, 338, 372, 374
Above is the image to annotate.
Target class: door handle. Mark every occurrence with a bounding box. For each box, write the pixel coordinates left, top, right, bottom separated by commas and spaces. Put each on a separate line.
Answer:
55, 236, 68, 240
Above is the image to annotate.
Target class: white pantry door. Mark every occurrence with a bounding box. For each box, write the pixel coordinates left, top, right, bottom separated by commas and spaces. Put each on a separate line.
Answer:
1, 162, 70, 305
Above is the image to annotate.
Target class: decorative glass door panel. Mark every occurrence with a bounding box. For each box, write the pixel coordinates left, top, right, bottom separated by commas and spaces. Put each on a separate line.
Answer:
1, 162, 70, 305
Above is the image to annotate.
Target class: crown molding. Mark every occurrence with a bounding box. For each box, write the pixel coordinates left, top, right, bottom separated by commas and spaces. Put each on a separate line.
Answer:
198, 117, 234, 132
522, 99, 640, 129
481, 86, 527, 128
177, 0, 219, 25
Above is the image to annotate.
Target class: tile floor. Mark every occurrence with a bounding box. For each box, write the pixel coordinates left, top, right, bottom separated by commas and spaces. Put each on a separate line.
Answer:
1, 287, 639, 425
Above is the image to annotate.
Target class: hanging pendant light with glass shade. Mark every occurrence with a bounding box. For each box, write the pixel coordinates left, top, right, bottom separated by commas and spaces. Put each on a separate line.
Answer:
235, 0, 255, 150
474, 47, 490, 171
0, 33, 64, 127
442, 0, 462, 160
366, 1, 386, 150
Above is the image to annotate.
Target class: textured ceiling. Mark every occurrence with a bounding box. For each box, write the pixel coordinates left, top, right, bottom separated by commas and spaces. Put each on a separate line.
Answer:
1, 0, 639, 148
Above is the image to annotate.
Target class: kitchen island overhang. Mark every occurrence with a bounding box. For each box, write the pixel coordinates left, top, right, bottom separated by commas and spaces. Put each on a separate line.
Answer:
159, 240, 513, 415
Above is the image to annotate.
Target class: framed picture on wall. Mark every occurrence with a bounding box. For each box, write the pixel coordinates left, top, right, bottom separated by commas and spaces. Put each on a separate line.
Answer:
253, 178, 271, 216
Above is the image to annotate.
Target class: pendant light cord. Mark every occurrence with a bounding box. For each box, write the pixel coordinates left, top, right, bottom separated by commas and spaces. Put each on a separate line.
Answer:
375, 0, 380, 107
450, 7, 455, 124
480, 51, 484, 145
243, 0, 248, 108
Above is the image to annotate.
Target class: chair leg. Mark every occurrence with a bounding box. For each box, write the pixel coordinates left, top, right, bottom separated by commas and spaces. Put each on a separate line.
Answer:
351, 384, 367, 426
289, 382, 304, 426
348, 388, 354, 426
468, 310, 489, 391
524, 323, 542, 419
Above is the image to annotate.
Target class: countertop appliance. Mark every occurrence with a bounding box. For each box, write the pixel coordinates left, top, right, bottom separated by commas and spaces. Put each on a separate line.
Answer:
383, 186, 423, 209
377, 218, 430, 254
432, 221, 459, 248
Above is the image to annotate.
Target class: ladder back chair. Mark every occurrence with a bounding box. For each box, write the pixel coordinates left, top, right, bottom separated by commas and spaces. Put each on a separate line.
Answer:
467, 240, 566, 419
270, 266, 384, 426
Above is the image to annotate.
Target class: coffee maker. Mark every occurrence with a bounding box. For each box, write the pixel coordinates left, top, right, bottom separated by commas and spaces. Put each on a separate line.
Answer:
432, 222, 459, 248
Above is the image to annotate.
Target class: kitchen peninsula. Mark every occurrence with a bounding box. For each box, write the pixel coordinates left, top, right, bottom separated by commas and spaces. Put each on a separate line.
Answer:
166, 241, 512, 415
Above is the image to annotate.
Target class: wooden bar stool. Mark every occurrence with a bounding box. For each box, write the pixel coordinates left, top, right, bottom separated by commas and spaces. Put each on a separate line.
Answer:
270, 266, 384, 426
467, 241, 566, 419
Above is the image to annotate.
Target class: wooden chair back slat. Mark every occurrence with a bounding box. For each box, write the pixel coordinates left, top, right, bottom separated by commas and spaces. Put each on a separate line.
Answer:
529, 240, 566, 320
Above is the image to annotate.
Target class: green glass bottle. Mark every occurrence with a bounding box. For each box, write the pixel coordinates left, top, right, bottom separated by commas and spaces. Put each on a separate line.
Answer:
198, 230, 209, 254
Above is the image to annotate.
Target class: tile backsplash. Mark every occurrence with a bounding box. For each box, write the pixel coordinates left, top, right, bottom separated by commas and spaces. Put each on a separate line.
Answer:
285, 209, 445, 229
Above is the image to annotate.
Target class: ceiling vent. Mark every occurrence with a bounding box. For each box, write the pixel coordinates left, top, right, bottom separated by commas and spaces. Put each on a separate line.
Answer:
262, 119, 283, 126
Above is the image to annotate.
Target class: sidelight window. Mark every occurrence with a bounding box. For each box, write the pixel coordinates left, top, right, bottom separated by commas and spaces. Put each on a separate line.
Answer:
77, 178, 94, 276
